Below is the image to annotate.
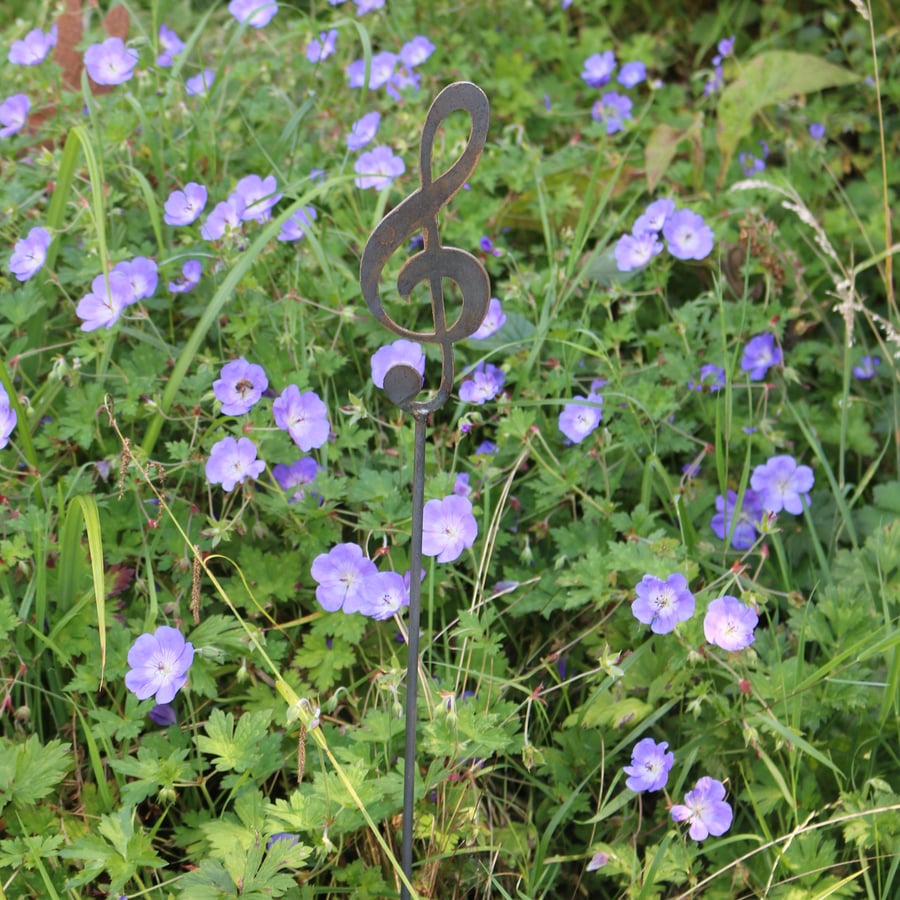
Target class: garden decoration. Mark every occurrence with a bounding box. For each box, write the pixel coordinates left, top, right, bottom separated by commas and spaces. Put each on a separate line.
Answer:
360, 80, 491, 898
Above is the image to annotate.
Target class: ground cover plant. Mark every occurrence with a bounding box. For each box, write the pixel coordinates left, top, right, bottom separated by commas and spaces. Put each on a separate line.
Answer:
1, 0, 899, 897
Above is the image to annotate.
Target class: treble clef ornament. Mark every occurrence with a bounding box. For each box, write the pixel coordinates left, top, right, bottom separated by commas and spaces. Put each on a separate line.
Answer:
359, 82, 491, 900
360, 81, 491, 413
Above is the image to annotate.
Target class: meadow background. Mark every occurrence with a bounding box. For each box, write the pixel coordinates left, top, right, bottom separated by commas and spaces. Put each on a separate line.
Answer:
1, 0, 899, 897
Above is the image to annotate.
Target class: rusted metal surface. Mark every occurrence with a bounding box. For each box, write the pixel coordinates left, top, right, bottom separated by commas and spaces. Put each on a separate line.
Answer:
359, 81, 490, 899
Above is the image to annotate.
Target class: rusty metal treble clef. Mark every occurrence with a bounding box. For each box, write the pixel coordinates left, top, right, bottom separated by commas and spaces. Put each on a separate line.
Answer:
359, 81, 491, 900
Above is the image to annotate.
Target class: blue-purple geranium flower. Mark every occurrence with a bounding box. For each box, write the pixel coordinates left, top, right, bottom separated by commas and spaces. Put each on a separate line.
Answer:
631, 573, 695, 634
213, 358, 268, 415
671, 777, 733, 841
710, 488, 763, 550
750, 455, 814, 515
704, 595, 758, 651
205, 436, 266, 491
422, 495, 478, 563
310, 543, 377, 613
624, 737, 674, 792
9, 226, 51, 282
125, 626, 194, 704
273, 386, 330, 450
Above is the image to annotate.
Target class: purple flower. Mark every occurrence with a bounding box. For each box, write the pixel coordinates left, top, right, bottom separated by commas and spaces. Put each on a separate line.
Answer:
148, 703, 177, 726
710, 489, 763, 549
84, 37, 138, 86
229, 0, 278, 28
355, 0, 385, 13
400, 36, 435, 68
586, 852, 608, 871
853, 355, 880, 379
0, 94, 30, 137
623, 737, 675, 792
617, 61, 646, 88
739, 151, 766, 176
704, 595, 758, 651
186, 69, 215, 96
559, 389, 603, 444
347, 51, 397, 90
157, 24, 184, 67
634, 198, 675, 234
809, 122, 826, 141
125, 626, 194, 704
205, 436, 266, 491
386, 66, 420, 100
750, 454, 814, 515
471, 297, 506, 340
9, 26, 57, 65
371, 339, 426, 389
267, 833, 300, 849
632, 573, 695, 634
740, 333, 782, 380
615, 230, 663, 272
671, 777, 733, 841
591, 92, 632, 135
0, 385, 17, 450
273, 385, 330, 450
306, 29, 338, 63
113, 257, 158, 301
476, 440, 497, 455
453, 472, 471, 497
582, 51, 616, 87
168, 260, 202, 293
201, 197, 245, 241
459, 363, 505, 404
278, 206, 317, 242
231, 174, 282, 224
75, 271, 135, 331
704, 65, 724, 96
354, 146, 405, 190
164, 182, 208, 226
346, 59, 367, 88
273, 457, 323, 502
422, 495, 478, 563
9, 226, 51, 281
213, 357, 268, 415
663, 209, 714, 261
347, 111, 381, 151
688, 364, 726, 392
310, 543, 377, 613
716, 35, 736, 59
351, 570, 409, 619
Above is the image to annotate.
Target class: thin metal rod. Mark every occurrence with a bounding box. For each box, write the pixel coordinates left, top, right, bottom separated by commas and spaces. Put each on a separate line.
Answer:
401, 413, 428, 900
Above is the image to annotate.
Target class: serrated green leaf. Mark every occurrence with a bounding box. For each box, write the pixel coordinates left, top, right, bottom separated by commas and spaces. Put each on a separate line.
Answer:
0, 735, 71, 814
297, 632, 358, 692
195, 708, 274, 774
0, 833, 66, 870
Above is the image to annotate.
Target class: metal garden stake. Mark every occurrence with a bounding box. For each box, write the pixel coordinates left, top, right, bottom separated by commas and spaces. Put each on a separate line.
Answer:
359, 81, 490, 899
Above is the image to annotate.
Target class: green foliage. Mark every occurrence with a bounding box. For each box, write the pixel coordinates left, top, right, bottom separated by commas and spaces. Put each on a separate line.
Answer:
1, 0, 899, 897
0, 735, 71, 814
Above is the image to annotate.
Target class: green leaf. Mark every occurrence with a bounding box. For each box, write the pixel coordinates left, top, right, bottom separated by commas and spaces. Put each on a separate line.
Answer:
177, 833, 311, 900
108, 747, 195, 807
195, 709, 276, 774
298, 632, 357, 693
59, 807, 163, 891
0, 833, 66, 871
717, 51, 860, 182
0, 736, 71, 814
